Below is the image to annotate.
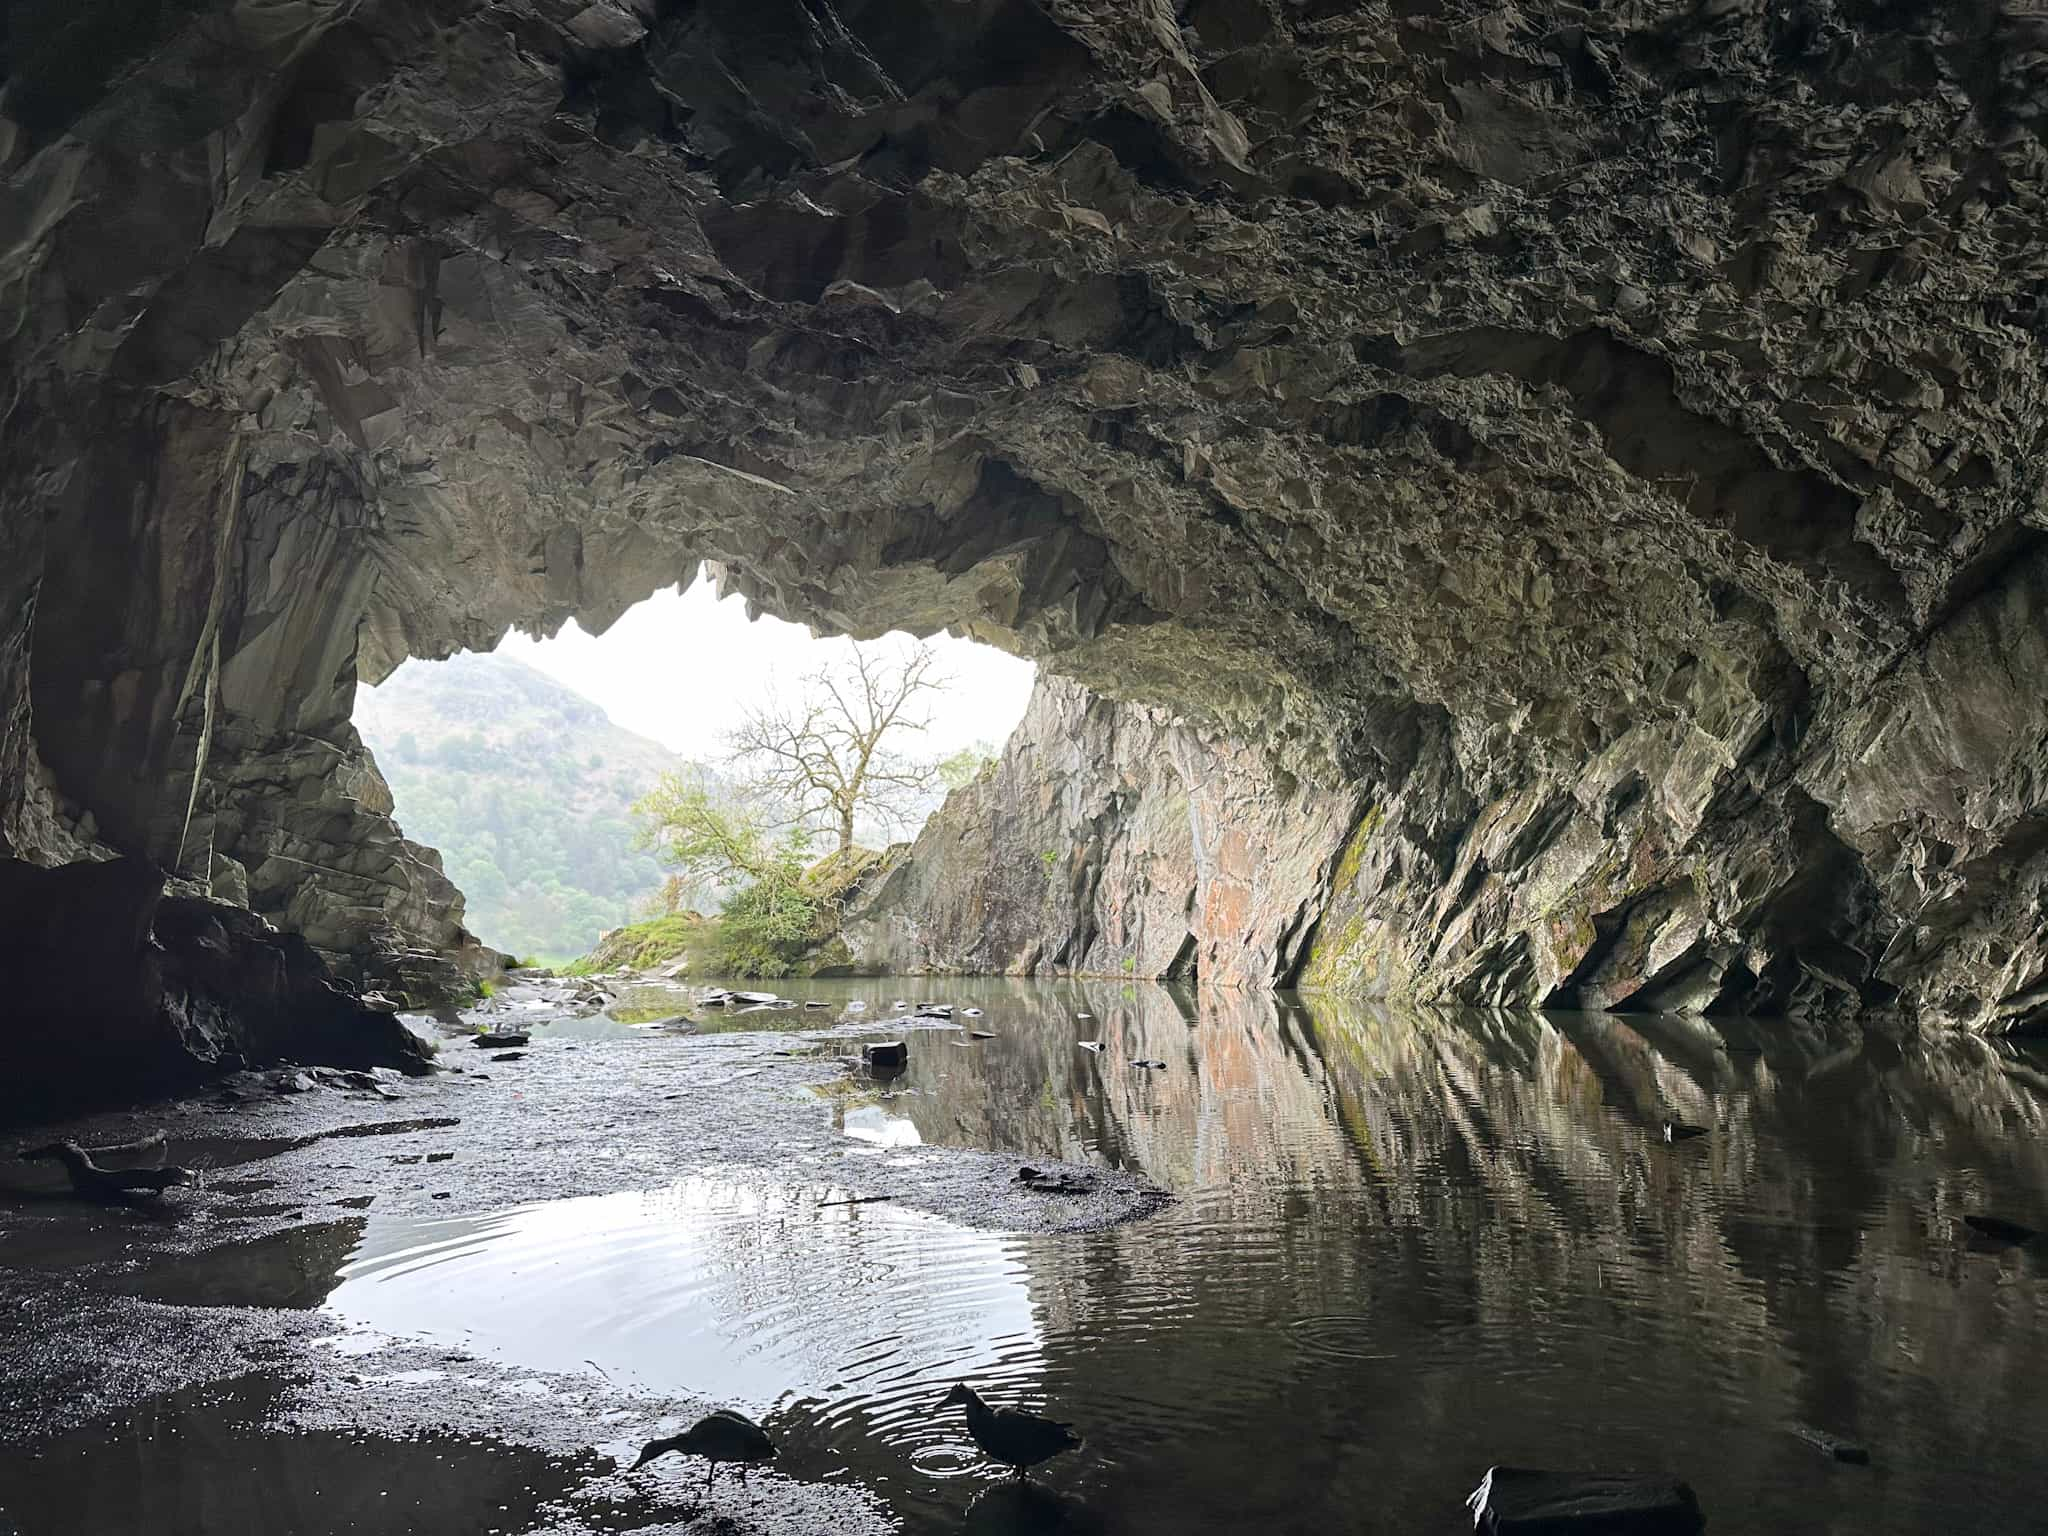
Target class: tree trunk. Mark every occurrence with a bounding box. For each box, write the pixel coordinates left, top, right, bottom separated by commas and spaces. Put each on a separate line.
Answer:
838, 807, 855, 852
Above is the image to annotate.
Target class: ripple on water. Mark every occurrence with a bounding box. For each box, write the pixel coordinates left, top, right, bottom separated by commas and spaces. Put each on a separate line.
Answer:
326, 1177, 1047, 1459
75, 979, 2048, 1536
1285, 1313, 1394, 1364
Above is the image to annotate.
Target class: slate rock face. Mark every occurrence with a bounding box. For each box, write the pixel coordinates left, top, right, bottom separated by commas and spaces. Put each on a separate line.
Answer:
846, 676, 1357, 989
1, 0, 2047, 1038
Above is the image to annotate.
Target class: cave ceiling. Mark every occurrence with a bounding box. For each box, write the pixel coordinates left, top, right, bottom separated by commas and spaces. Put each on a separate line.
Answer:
3, 0, 2046, 1024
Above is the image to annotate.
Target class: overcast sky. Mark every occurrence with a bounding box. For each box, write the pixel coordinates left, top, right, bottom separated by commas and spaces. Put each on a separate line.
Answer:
488, 577, 1037, 761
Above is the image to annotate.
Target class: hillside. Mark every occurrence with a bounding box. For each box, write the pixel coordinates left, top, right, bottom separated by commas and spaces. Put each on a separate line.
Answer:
353, 651, 688, 962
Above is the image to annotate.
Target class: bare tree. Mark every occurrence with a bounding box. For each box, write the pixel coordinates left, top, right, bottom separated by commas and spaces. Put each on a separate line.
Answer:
725, 643, 946, 852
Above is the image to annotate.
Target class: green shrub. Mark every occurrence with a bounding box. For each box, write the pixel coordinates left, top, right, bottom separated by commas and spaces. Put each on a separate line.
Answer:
714, 876, 819, 977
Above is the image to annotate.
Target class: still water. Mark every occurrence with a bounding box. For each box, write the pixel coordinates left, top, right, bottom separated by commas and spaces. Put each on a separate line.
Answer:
322, 983, 2046, 1534
10, 982, 2047, 1534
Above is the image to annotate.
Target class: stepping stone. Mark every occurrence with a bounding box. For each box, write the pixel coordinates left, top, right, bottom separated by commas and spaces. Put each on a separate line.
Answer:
1789, 1425, 1870, 1464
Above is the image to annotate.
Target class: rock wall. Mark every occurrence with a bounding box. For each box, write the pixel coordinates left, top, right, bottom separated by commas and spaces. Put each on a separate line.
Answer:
868, 629, 2048, 1032
0, 856, 434, 1127
3, 0, 2048, 1051
847, 676, 1360, 987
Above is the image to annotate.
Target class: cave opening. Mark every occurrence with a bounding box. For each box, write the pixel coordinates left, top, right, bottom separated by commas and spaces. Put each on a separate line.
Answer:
6, 1, 2048, 1529
350, 569, 1036, 970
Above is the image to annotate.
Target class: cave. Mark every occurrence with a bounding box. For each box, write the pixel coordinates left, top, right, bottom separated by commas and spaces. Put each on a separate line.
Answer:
7, 0, 2048, 1111
6, 1, 2048, 1527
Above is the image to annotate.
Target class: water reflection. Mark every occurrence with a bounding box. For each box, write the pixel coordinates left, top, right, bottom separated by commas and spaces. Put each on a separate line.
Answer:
68, 982, 2048, 1535
799, 984, 2046, 1532
326, 1178, 1043, 1443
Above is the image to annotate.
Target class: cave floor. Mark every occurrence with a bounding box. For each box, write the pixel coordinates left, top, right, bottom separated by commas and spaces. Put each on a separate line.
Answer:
2, 975, 2047, 1534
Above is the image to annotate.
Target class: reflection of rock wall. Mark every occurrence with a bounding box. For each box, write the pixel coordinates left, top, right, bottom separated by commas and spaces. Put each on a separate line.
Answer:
885, 982, 1365, 1195
974, 990, 2048, 1530
1295, 997, 2048, 1410
847, 678, 1359, 989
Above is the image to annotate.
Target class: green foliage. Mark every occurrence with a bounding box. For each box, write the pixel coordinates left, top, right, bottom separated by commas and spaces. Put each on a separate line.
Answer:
937, 741, 998, 791
632, 772, 796, 890
628, 769, 828, 976
715, 878, 820, 977
567, 912, 722, 975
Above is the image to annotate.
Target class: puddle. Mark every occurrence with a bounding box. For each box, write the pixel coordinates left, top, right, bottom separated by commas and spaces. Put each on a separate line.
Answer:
842, 1105, 923, 1148
128, 1220, 366, 1310
0, 1373, 624, 1536
325, 1179, 1039, 1431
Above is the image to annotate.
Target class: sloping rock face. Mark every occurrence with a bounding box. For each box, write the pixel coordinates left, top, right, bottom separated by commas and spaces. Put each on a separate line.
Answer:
848, 676, 1358, 987
3, 0, 2048, 1044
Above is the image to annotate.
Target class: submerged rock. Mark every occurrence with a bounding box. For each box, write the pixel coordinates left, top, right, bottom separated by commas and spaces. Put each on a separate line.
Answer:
1466, 1466, 1704, 1535
1788, 1426, 1871, 1465
1014, 1166, 1097, 1197
1962, 1214, 2037, 1246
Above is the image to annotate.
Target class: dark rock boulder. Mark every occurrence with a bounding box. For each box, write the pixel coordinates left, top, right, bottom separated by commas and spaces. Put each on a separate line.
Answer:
0, 857, 431, 1126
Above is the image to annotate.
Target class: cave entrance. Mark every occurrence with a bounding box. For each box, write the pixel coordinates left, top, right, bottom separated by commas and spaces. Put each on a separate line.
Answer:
351, 568, 1035, 971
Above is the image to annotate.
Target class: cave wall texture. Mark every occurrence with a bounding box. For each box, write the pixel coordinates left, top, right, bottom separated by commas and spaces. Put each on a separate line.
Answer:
3, 0, 2048, 1037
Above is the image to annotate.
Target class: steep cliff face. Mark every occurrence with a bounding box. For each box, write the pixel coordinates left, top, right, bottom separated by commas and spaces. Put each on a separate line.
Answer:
4, 0, 2048, 1070
847, 676, 1359, 987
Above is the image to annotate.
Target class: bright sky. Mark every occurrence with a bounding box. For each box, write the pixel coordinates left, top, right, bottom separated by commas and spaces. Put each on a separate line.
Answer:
493, 577, 1037, 760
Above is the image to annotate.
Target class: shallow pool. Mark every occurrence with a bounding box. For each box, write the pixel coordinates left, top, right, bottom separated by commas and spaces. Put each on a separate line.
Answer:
201, 984, 2048, 1533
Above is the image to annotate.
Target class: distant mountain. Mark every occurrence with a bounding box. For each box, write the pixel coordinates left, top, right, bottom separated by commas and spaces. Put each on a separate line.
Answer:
353, 652, 688, 962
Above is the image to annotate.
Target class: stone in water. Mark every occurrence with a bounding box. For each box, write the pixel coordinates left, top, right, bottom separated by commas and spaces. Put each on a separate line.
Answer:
1466, 1466, 1704, 1534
